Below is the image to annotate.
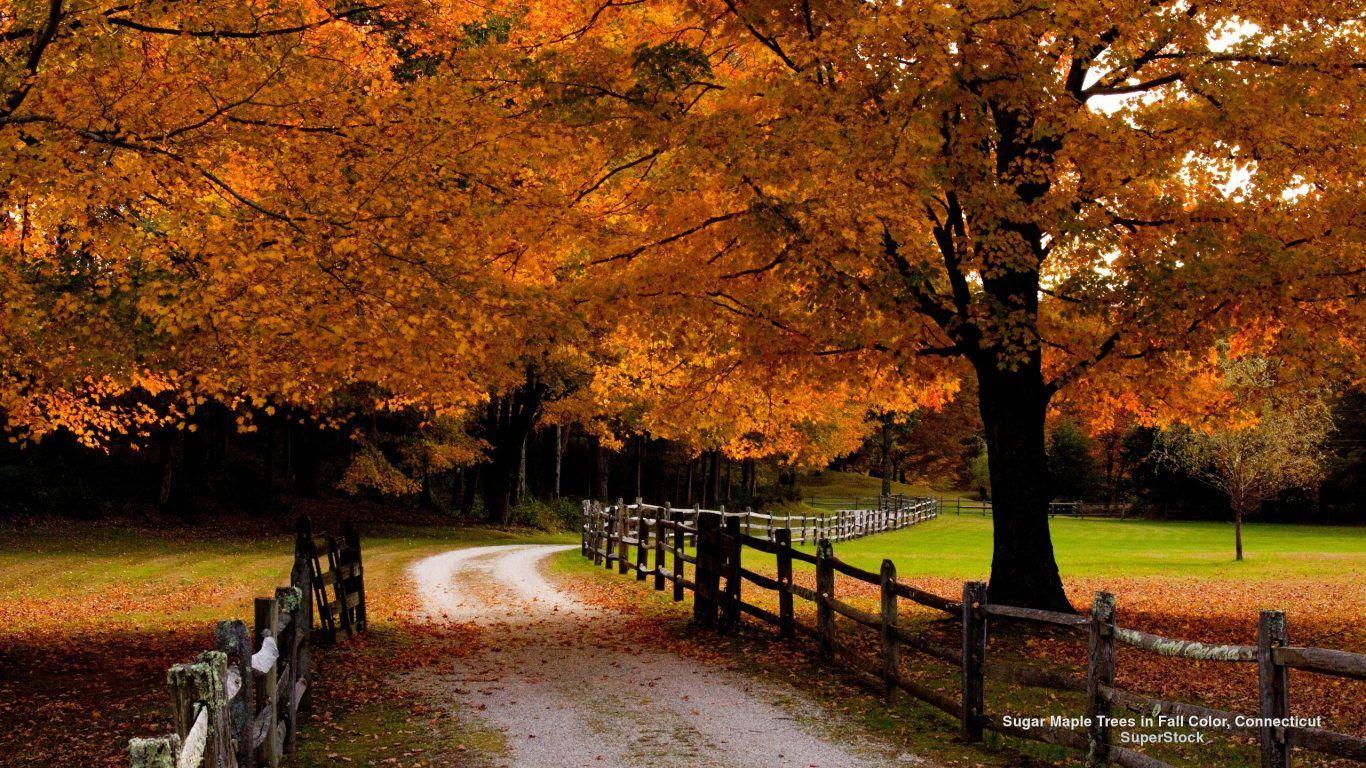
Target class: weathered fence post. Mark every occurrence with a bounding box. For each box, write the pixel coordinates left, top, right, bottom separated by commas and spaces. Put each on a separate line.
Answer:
961, 581, 987, 743
129, 737, 179, 768
273, 585, 301, 751
671, 507, 685, 602
816, 539, 835, 659
636, 500, 649, 582
776, 528, 794, 638
291, 519, 314, 721
168, 651, 236, 768
616, 498, 630, 575
255, 597, 281, 768
694, 512, 721, 627
605, 502, 617, 570
340, 521, 366, 632
1086, 591, 1117, 768
581, 500, 590, 556
593, 502, 605, 566
1257, 610, 1290, 768
286, 557, 309, 755
719, 515, 742, 634
880, 559, 900, 703
653, 506, 666, 591
215, 619, 254, 768
325, 535, 353, 641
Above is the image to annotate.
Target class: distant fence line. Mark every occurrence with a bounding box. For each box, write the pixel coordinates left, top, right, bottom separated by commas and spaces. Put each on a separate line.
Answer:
931, 497, 1126, 518
583, 495, 937, 550
126, 518, 369, 768
579, 500, 1366, 768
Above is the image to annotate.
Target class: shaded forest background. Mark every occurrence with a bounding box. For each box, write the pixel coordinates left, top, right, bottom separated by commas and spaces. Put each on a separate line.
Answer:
5, 387, 1360, 526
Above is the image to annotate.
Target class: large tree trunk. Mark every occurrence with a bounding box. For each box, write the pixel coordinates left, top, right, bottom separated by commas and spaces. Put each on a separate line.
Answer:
977, 360, 1072, 612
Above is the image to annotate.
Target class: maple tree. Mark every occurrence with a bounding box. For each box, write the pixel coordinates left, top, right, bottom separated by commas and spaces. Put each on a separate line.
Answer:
523, 0, 1364, 608
0, 0, 588, 446
2, 0, 1362, 614
1156, 358, 1334, 560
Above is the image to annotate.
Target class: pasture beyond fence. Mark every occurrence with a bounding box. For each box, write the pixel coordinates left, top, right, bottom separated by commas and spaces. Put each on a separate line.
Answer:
580, 499, 1366, 768
584, 495, 937, 553
927, 497, 1124, 519
126, 518, 368, 768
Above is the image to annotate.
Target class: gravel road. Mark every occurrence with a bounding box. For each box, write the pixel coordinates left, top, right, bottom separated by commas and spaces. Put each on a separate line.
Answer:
409, 544, 926, 768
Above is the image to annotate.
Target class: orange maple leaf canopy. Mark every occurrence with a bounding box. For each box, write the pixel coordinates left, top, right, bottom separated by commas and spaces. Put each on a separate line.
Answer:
2, 0, 1362, 603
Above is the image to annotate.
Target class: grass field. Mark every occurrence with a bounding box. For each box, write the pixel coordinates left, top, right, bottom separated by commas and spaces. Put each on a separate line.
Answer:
801, 513, 1366, 582
772, 469, 971, 519
791, 468, 972, 502
0, 518, 572, 768
567, 500, 1366, 768
0, 520, 570, 631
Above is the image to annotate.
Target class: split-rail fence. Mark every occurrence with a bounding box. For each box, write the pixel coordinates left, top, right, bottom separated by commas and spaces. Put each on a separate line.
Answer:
580, 499, 1365, 768
127, 518, 369, 768
584, 495, 937, 550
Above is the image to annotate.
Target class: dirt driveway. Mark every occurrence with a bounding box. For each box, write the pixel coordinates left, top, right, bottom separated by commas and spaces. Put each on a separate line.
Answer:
409, 544, 929, 768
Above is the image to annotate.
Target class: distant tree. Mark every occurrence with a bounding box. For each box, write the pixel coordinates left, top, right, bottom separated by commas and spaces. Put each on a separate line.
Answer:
1047, 422, 1102, 501
968, 441, 992, 501
1157, 396, 1333, 561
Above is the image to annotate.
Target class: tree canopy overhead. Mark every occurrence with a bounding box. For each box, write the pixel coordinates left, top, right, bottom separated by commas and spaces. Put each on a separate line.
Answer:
529, 0, 1364, 607
1, 0, 590, 443
2, 0, 1362, 607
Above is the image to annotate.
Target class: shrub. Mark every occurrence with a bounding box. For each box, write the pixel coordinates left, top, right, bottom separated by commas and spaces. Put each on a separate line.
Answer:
506, 497, 581, 531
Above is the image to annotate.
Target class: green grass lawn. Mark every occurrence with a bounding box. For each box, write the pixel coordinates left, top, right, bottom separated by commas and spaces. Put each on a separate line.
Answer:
796, 513, 1366, 582
0, 520, 574, 629
791, 469, 972, 503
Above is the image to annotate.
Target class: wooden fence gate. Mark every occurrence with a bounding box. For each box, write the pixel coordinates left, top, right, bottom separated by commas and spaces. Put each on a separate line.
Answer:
297, 518, 367, 642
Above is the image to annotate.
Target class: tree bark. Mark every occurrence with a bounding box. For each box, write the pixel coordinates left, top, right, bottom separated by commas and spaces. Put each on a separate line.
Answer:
157, 429, 185, 516
635, 434, 644, 500
516, 431, 528, 504
591, 433, 608, 501
977, 360, 1072, 612
685, 459, 695, 505
481, 373, 547, 523
880, 413, 893, 497
715, 445, 726, 505
1234, 505, 1245, 561
552, 424, 563, 498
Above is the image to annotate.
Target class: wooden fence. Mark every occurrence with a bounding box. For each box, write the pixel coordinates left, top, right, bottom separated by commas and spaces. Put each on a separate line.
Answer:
582, 495, 936, 554
580, 501, 1365, 768
126, 518, 368, 768
939, 497, 1126, 518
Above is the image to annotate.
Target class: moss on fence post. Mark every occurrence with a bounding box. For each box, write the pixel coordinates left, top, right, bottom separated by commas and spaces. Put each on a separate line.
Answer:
129, 736, 180, 768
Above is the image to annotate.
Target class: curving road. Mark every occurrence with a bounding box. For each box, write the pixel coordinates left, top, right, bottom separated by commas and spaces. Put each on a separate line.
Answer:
409, 544, 925, 768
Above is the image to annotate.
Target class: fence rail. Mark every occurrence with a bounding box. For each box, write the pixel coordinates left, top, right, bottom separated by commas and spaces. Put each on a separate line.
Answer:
581, 494, 937, 556
126, 518, 368, 768
936, 497, 1127, 518
579, 500, 1365, 768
